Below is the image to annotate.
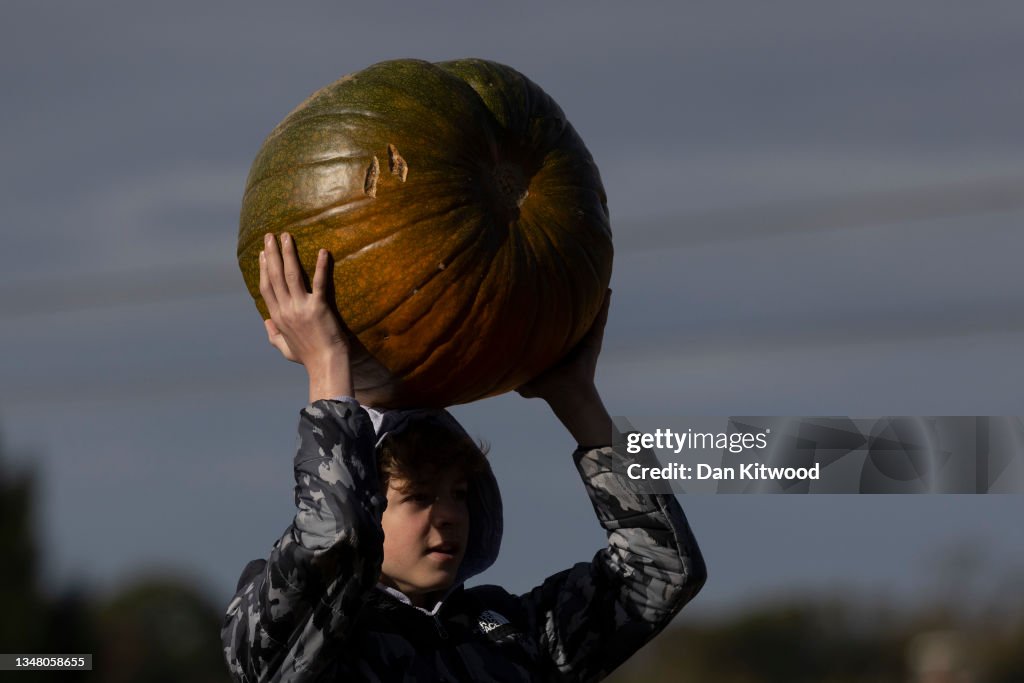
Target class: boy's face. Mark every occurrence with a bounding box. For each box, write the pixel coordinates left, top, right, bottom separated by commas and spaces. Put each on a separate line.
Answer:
380, 466, 469, 607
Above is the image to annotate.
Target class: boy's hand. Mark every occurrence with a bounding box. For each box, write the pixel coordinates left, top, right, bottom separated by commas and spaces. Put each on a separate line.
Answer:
259, 232, 353, 401
517, 290, 613, 447
517, 289, 610, 403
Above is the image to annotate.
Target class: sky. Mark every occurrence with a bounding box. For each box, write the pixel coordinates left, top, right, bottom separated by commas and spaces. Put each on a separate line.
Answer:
1, 1, 1023, 621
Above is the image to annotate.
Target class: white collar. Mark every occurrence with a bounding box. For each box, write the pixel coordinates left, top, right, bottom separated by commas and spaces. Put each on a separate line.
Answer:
375, 583, 443, 615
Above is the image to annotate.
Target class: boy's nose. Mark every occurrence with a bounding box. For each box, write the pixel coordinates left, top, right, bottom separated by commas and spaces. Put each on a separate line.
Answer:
430, 499, 463, 525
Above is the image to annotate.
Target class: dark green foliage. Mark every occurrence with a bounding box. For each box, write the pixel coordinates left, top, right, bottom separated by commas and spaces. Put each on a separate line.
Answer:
0, 449, 45, 652
609, 597, 1024, 683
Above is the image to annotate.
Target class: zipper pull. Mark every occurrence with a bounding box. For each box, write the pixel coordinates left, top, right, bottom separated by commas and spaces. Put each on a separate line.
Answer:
433, 615, 449, 641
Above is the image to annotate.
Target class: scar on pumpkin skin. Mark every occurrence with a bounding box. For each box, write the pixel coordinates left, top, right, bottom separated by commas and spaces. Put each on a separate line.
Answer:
364, 156, 379, 197
387, 144, 408, 182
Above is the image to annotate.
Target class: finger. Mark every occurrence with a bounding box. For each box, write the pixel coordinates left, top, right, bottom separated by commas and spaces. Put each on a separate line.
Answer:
584, 289, 611, 342
258, 249, 280, 318
576, 291, 610, 361
595, 289, 611, 327
265, 319, 296, 361
515, 385, 538, 399
311, 248, 329, 298
264, 232, 290, 305
280, 232, 305, 297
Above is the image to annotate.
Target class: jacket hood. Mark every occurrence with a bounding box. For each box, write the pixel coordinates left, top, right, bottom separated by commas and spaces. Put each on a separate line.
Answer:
364, 406, 503, 587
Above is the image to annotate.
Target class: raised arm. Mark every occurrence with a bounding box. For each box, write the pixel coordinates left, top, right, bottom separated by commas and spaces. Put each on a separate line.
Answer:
516, 291, 707, 681
222, 234, 383, 682
257, 231, 352, 403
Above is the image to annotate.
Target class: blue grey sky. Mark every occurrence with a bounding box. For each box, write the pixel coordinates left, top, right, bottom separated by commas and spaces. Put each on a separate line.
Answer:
2, 1, 1023, 619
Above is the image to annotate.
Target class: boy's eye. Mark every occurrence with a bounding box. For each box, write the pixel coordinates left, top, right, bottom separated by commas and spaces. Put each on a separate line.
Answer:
453, 488, 468, 501
406, 492, 432, 504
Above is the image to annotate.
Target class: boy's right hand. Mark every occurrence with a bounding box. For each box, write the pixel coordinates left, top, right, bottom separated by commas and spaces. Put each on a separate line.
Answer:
259, 232, 354, 401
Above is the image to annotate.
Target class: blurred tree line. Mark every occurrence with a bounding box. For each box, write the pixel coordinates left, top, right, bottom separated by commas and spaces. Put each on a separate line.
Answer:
608, 596, 1024, 683
2, 433, 1022, 682
0, 434, 227, 682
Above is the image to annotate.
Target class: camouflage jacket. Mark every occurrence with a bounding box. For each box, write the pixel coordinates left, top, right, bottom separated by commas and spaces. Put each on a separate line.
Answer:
221, 399, 706, 682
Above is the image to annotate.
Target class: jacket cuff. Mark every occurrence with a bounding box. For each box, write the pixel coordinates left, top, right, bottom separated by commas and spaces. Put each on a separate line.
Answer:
294, 398, 376, 468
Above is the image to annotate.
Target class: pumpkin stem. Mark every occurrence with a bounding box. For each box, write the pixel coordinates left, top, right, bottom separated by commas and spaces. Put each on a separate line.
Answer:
490, 162, 529, 218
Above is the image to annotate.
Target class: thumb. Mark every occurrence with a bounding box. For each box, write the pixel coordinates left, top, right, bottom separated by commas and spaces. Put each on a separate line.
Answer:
264, 318, 282, 342
264, 318, 295, 360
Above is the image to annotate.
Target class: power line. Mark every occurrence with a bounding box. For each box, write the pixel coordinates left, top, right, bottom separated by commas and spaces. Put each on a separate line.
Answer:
3, 300, 1022, 406
0, 264, 243, 319
618, 174, 1024, 250
2, 175, 1023, 320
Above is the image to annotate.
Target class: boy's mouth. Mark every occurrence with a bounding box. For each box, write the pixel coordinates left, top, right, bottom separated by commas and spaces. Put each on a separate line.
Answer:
426, 542, 460, 560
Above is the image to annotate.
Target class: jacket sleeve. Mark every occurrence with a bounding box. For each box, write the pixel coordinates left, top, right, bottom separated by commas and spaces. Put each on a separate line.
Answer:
518, 443, 707, 683
221, 398, 385, 683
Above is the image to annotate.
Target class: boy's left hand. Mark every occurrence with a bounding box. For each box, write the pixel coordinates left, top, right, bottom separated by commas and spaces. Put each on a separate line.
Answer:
517, 289, 610, 403
517, 290, 613, 447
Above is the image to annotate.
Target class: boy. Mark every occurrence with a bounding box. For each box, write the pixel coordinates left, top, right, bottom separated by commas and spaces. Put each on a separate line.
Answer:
221, 233, 706, 681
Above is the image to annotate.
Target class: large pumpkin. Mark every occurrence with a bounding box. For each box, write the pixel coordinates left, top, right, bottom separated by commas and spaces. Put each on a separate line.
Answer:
238, 58, 612, 408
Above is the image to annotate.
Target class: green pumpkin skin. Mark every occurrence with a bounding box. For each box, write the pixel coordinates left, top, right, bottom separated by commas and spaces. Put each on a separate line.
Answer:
238, 58, 612, 408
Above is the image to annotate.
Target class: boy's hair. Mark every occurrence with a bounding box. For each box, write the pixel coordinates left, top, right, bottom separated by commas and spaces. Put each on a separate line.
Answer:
377, 420, 489, 495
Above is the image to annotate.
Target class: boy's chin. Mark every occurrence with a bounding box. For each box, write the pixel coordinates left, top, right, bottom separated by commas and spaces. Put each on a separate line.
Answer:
386, 577, 447, 597
422, 573, 458, 593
